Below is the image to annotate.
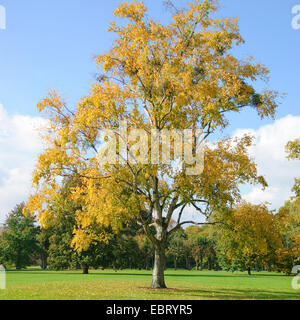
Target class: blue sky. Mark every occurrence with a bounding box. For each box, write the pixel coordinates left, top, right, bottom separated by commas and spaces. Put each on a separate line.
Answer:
0, 0, 300, 221
0, 0, 299, 126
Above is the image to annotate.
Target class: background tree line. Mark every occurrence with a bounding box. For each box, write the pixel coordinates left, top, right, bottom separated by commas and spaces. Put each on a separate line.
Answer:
1, 195, 299, 275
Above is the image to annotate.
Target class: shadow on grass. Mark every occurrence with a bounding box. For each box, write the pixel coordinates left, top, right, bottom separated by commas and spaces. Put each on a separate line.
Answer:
141, 287, 299, 300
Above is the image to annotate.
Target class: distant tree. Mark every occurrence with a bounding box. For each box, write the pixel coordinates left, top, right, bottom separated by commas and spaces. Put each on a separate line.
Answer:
167, 229, 187, 270
109, 233, 141, 270
136, 234, 154, 270
185, 225, 219, 270
186, 226, 207, 270
275, 197, 300, 274
0, 203, 39, 269
36, 227, 52, 270
205, 239, 218, 270
30, 175, 148, 273
217, 202, 282, 275
46, 210, 77, 271
271, 140, 300, 274
44, 178, 109, 274
47, 209, 109, 274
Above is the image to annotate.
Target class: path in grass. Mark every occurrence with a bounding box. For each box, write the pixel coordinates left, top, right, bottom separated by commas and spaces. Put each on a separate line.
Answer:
0, 269, 299, 300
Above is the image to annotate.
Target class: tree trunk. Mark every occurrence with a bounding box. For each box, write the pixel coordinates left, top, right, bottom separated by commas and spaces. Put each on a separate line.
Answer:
174, 257, 177, 271
83, 267, 89, 274
148, 186, 168, 289
247, 267, 251, 275
151, 247, 166, 289
200, 256, 203, 271
185, 256, 191, 270
41, 254, 47, 270
208, 258, 212, 270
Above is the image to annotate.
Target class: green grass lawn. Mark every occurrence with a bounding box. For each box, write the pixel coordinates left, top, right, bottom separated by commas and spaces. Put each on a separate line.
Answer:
0, 268, 299, 300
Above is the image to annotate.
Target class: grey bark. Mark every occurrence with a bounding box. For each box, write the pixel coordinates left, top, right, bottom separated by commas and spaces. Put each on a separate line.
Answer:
151, 245, 167, 289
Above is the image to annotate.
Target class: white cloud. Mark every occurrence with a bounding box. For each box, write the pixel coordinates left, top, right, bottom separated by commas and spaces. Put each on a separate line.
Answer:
0, 104, 46, 222
234, 115, 300, 210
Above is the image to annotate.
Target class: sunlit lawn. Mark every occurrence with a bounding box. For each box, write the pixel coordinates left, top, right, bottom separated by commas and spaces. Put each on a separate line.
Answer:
0, 268, 299, 300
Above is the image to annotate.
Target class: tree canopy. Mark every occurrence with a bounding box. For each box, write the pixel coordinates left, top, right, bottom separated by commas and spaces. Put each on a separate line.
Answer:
217, 202, 282, 274
0, 203, 39, 269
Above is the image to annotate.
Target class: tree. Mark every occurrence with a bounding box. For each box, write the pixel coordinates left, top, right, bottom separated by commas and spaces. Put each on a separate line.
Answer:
275, 197, 300, 274
44, 178, 109, 274
205, 239, 218, 270
136, 234, 154, 270
25, 0, 279, 288
0, 203, 39, 269
46, 214, 76, 271
46, 207, 111, 273
110, 233, 141, 270
185, 225, 219, 270
186, 225, 208, 270
276, 139, 300, 273
217, 202, 282, 275
190, 238, 207, 270
167, 229, 187, 270
36, 227, 52, 270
